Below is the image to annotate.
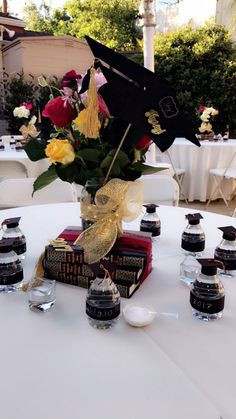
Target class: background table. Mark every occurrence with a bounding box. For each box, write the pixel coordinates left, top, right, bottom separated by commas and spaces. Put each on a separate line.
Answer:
166, 138, 236, 201
0, 147, 49, 177
0, 203, 235, 419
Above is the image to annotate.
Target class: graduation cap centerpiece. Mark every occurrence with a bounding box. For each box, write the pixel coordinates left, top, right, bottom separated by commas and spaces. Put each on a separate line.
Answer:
23, 36, 200, 265
82, 36, 200, 152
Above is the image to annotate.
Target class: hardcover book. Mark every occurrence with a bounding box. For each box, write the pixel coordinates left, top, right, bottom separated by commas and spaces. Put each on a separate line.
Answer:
43, 226, 152, 298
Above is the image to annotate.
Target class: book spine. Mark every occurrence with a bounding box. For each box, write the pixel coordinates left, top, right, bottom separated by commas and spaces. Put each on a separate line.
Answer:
45, 246, 84, 263
44, 271, 139, 298
45, 246, 146, 269
44, 260, 141, 283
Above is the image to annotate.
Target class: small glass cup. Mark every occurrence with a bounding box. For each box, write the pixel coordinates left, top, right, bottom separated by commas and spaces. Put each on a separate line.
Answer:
27, 277, 56, 312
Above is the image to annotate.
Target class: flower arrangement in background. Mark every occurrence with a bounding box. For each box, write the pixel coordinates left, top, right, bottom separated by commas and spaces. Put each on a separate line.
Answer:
198, 106, 219, 134
13, 102, 40, 142
23, 68, 159, 194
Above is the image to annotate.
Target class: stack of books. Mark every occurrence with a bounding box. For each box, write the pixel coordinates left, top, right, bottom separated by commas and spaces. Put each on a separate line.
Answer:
43, 226, 152, 298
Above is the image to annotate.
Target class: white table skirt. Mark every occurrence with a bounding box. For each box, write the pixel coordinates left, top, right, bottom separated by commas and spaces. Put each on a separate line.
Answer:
0, 148, 49, 177
165, 138, 236, 201
0, 203, 235, 419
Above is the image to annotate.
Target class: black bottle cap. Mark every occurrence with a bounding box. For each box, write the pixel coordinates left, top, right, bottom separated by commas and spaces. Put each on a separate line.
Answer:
144, 204, 159, 214
197, 258, 224, 276
0, 238, 15, 253
1, 217, 21, 228
185, 213, 203, 225
218, 226, 236, 241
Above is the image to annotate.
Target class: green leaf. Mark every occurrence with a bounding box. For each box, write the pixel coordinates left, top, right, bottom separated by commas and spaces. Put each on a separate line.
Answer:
24, 138, 46, 161
109, 161, 121, 177
77, 148, 101, 163
131, 162, 166, 175
100, 154, 113, 169
33, 165, 58, 194
116, 150, 130, 168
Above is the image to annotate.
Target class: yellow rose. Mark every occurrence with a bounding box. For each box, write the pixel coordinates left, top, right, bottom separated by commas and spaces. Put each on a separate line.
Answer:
45, 139, 75, 165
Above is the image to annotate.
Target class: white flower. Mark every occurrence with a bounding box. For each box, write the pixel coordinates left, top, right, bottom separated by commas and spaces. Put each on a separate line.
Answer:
13, 106, 30, 119
29, 115, 37, 125
200, 110, 210, 122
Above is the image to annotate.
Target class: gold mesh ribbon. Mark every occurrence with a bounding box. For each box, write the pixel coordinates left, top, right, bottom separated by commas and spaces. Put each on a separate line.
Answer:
19, 123, 40, 140
75, 178, 143, 264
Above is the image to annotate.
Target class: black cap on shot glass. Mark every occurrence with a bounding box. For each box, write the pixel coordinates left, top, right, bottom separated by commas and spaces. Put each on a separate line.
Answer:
197, 258, 224, 276
185, 213, 203, 225
144, 204, 159, 214
218, 226, 236, 241
0, 238, 15, 253
1, 217, 21, 228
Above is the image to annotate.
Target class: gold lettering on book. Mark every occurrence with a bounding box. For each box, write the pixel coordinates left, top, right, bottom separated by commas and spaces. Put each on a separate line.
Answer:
145, 109, 166, 135
49, 238, 73, 252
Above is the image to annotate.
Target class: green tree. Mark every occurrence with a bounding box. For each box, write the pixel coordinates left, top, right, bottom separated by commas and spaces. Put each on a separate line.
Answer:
154, 22, 236, 134
22, 0, 141, 51
22, 0, 53, 33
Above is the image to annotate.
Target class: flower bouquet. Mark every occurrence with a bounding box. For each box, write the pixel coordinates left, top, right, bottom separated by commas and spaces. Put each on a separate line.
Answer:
13, 102, 40, 144
198, 106, 219, 141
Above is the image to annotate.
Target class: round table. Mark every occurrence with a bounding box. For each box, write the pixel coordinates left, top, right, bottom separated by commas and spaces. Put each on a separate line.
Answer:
166, 138, 236, 201
0, 203, 235, 419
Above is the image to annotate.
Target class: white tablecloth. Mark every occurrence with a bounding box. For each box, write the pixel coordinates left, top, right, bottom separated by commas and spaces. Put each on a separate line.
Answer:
0, 147, 49, 177
0, 203, 235, 419
166, 138, 236, 201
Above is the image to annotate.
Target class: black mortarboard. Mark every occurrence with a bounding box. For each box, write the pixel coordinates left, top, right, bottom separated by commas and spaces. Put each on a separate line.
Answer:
197, 258, 224, 276
218, 226, 236, 241
185, 213, 203, 225
0, 238, 15, 253
1, 217, 21, 228
144, 204, 159, 213
82, 36, 200, 152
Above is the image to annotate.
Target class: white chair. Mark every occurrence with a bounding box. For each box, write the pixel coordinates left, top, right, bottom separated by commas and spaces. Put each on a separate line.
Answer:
0, 178, 75, 209
0, 135, 24, 144
141, 174, 179, 206
0, 161, 28, 178
206, 151, 236, 209
156, 148, 187, 203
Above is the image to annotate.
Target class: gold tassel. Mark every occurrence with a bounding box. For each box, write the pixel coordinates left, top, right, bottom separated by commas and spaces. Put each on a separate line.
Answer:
38, 108, 42, 124
75, 67, 101, 139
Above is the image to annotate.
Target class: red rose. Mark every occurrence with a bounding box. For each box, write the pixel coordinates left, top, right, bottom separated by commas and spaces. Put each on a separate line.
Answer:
135, 135, 152, 150
42, 96, 77, 128
199, 106, 206, 111
21, 102, 33, 110
63, 70, 81, 81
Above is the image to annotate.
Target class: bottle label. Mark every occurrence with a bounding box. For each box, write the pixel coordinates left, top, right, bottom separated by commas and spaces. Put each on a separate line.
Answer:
86, 302, 120, 321
190, 291, 225, 314
182, 235, 205, 252
0, 269, 23, 285
140, 220, 160, 237
214, 248, 236, 271
13, 240, 26, 255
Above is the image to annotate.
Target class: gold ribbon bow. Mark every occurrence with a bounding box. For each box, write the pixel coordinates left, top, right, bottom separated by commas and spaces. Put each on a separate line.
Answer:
19, 124, 40, 140
74, 178, 143, 264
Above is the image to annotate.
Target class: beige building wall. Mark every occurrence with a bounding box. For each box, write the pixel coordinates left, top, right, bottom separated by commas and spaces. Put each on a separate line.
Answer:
2, 35, 94, 77
216, 0, 236, 42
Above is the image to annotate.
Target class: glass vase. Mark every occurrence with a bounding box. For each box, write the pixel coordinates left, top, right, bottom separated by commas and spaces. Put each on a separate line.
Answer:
80, 178, 103, 231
